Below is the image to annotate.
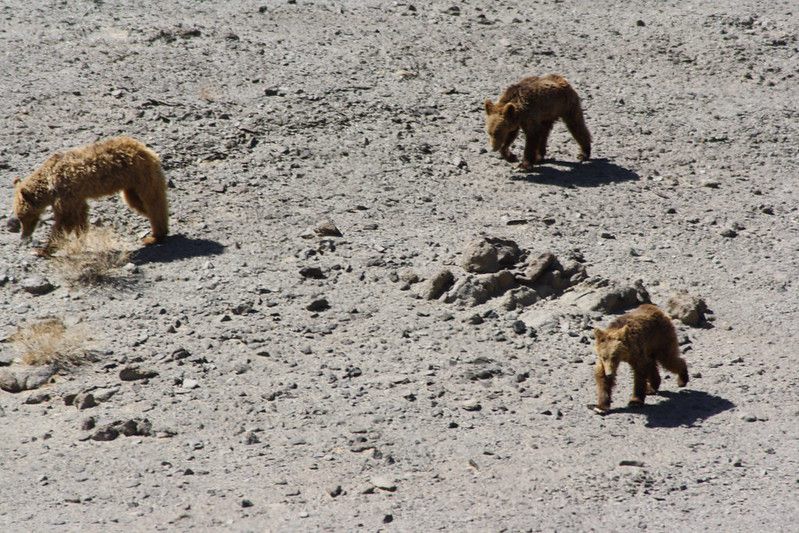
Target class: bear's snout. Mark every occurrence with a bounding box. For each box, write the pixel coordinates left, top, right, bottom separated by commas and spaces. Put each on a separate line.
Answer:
601, 360, 616, 378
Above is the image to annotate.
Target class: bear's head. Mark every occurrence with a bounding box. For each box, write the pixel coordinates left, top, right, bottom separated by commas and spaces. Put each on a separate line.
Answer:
484, 99, 520, 153
12, 177, 45, 240
593, 326, 630, 378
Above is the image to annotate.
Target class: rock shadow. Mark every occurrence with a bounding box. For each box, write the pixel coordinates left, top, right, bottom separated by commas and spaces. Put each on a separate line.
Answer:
131, 234, 225, 265
510, 158, 639, 187
615, 389, 735, 428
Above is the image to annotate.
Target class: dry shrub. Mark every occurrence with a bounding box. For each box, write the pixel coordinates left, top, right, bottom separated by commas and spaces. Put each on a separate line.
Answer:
50, 227, 133, 287
9, 318, 91, 367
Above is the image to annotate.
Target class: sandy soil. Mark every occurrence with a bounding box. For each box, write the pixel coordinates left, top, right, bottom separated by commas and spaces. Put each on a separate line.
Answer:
1, 1, 798, 531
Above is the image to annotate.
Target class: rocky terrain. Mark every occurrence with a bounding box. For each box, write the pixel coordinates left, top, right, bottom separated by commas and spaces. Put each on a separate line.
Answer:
1, 0, 798, 531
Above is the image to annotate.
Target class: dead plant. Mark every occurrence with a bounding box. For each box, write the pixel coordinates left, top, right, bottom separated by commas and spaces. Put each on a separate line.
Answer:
50, 226, 134, 287
9, 318, 91, 368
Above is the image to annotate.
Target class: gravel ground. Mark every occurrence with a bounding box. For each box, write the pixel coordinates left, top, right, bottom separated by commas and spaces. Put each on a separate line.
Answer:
1, 1, 798, 531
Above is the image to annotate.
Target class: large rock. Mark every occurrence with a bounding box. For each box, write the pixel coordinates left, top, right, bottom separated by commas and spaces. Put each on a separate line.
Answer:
498, 286, 540, 311
443, 270, 516, 306
518, 252, 556, 284
560, 278, 650, 313
461, 237, 521, 274
667, 292, 708, 326
419, 269, 455, 300
0, 364, 57, 393
518, 255, 587, 298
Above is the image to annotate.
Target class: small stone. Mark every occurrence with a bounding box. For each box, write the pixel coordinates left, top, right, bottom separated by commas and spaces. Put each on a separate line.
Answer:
91, 427, 120, 441
740, 413, 757, 422
242, 430, 260, 445
619, 460, 645, 467
462, 399, 482, 411
369, 476, 397, 492
511, 320, 527, 334
80, 416, 96, 431
117, 418, 153, 437
181, 378, 199, 389
327, 485, 342, 498
306, 298, 330, 312
466, 314, 484, 325
119, 366, 159, 381
299, 266, 325, 279
720, 228, 738, 238
171, 347, 191, 360
383, 514, 394, 524
398, 268, 420, 284
241, 499, 254, 508
21, 276, 55, 296
6, 216, 21, 233
636, 19, 646, 26
24, 391, 51, 405
314, 220, 342, 237
73, 392, 98, 410
732, 458, 743, 467
452, 156, 468, 168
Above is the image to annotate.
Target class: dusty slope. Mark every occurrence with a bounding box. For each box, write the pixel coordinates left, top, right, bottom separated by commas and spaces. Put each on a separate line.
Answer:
1, 1, 798, 531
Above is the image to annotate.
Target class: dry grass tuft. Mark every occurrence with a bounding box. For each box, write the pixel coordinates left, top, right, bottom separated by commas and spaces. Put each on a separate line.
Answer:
9, 318, 91, 367
50, 227, 134, 287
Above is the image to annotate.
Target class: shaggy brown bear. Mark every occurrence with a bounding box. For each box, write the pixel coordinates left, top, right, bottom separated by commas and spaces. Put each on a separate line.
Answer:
12, 136, 169, 255
593, 304, 689, 414
484, 74, 591, 169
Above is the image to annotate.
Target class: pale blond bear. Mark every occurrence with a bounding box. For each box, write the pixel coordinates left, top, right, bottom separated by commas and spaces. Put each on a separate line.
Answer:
12, 136, 169, 255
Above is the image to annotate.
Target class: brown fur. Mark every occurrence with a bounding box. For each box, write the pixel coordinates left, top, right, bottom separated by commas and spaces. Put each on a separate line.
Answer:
484, 74, 591, 169
12, 136, 169, 255
593, 304, 688, 413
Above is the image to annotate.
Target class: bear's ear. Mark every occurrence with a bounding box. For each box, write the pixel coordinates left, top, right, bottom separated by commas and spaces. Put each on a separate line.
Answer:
593, 328, 605, 341
484, 99, 495, 115
13, 176, 20, 186
503, 103, 518, 120
618, 325, 631, 338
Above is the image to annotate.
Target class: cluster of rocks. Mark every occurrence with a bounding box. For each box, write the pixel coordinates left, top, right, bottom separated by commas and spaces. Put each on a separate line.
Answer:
409, 237, 712, 334
418, 237, 588, 309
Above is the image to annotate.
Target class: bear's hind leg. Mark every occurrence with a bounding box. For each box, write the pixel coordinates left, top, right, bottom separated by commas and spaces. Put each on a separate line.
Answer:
629, 366, 647, 406
562, 105, 592, 162
659, 349, 689, 388
122, 188, 148, 216
646, 360, 661, 394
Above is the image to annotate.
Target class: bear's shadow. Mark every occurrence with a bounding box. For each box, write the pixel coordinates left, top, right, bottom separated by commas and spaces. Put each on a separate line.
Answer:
613, 389, 735, 428
511, 158, 639, 187
131, 234, 225, 264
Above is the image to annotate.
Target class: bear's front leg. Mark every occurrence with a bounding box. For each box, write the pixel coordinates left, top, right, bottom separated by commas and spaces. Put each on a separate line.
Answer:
500, 129, 519, 162
594, 362, 614, 414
